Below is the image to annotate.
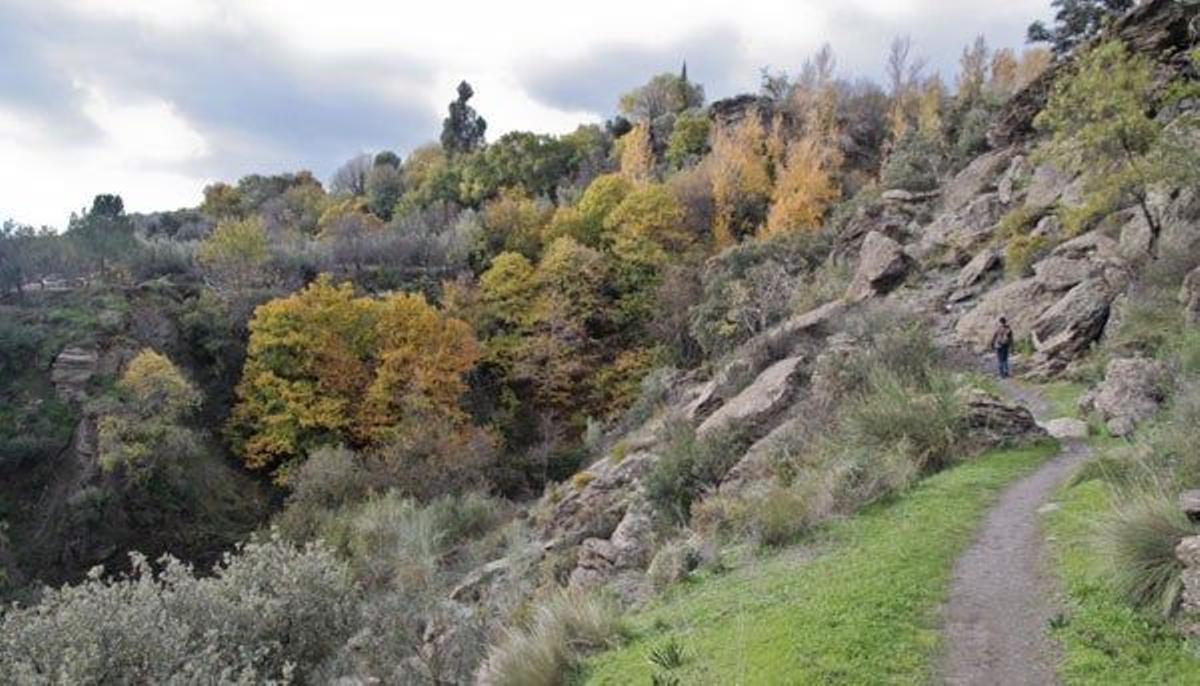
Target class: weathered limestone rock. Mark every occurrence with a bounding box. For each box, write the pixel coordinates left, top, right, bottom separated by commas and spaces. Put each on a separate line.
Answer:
1024, 164, 1075, 212
1051, 231, 1119, 261
1042, 417, 1089, 440
940, 149, 1014, 212
51, 346, 98, 402
956, 249, 1001, 291
921, 193, 1005, 257
1180, 491, 1200, 523
959, 388, 1048, 448
697, 355, 807, 438
569, 502, 657, 591
882, 188, 940, 204
450, 558, 512, 604
955, 278, 1060, 352
1032, 255, 1100, 292
845, 231, 912, 302
1176, 535, 1200, 621
538, 450, 656, 549
1030, 278, 1112, 362
1181, 266, 1200, 325
1092, 357, 1169, 437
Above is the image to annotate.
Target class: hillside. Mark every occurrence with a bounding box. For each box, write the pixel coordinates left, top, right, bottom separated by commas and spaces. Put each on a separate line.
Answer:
3, 0, 1200, 683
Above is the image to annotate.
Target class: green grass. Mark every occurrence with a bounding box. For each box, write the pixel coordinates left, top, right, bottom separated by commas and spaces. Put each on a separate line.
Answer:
579, 442, 1059, 685
1045, 478, 1200, 684
1038, 380, 1088, 419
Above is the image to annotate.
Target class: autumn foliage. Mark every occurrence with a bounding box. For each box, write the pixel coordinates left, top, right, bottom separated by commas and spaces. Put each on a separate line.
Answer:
228, 275, 480, 482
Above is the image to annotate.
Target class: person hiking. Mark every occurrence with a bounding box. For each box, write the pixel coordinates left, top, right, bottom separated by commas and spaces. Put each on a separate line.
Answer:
991, 317, 1014, 379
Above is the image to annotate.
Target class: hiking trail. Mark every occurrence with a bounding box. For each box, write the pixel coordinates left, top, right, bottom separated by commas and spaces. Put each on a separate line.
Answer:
939, 380, 1089, 685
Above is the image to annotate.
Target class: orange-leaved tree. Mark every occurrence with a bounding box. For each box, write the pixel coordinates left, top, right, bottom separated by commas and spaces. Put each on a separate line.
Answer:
228, 275, 479, 482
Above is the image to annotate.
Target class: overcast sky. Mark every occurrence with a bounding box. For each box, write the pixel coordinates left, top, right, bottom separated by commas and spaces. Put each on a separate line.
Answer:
0, 0, 1050, 228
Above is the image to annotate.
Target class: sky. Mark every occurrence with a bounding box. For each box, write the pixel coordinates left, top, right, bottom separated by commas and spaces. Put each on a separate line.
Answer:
0, 0, 1050, 229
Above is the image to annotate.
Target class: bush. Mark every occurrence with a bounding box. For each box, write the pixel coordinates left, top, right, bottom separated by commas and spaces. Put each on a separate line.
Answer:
1098, 491, 1196, 618
880, 130, 943, 192
0, 535, 357, 684
477, 589, 627, 686
647, 539, 701, 589
645, 424, 751, 525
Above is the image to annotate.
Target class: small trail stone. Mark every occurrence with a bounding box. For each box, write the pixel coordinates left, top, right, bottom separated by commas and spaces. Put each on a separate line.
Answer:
940, 382, 1090, 686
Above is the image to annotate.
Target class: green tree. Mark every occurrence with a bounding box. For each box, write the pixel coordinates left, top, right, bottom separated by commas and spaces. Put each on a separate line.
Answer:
457, 131, 576, 204
1028, 0, 1134, 55
365, 164, 405, 220
1034, 40, 1176, 251
618, 70, 705, 121
68, 194, 136, 281
665, 110, 712, 169
197, 216, 270, 289
96, 349, 202, 481
441, 81, 488, 155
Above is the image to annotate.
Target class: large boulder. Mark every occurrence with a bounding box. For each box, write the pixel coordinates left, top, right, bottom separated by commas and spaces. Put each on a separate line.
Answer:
1030, 278, 1112, 363
940, 149, 1015, 212
51, 346, 98, 403
956, 249, 1001, 291
959, 388, 1048, 449
1091, 357, 1169, 437
845, 231, 912, 302
955, 278, 1061, 352
1024, 164, 1077, 212
920, 193, 1005, 258
697, 355, 808, 438
1032, 255, 1101, 292
1181, 266, 1200, 325
1043, 417, 1090, 440
537, 449, 656, 549
569, 501, 658, 592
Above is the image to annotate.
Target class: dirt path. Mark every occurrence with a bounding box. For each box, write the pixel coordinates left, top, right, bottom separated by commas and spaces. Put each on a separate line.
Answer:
940, 380, 1088, 685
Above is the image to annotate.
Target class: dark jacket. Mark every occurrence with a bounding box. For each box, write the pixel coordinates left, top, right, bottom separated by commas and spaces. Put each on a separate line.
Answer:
991, 324, 1014, 351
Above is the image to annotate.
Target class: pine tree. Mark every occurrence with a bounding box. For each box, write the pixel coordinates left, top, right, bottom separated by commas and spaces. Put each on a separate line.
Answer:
441, 80, 488, 155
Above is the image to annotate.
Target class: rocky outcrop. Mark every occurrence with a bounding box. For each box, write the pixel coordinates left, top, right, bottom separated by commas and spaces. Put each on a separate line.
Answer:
941, 149, 1014, 213
697, 355, 808, 438
959, 389, 1048, 448
1181, 266, 1200, 325
956, 249, 1001, 292
50, 347, 98, 403
1032, 256, 1101, 292
1090, 357, 1169, 436
537, 450, 656, 550
569, 502, 658, 591
955, 278, 1061, 352
1029, 278, 1112, 366
846, 231, 912, 302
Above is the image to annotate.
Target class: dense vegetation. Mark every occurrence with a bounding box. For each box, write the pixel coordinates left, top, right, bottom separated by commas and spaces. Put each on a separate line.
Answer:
4, 0, 1200, 682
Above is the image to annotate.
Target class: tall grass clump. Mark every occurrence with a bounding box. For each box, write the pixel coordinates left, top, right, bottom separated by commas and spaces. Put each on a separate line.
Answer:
477, 589, 628, 686
1098, 490, 1196, 618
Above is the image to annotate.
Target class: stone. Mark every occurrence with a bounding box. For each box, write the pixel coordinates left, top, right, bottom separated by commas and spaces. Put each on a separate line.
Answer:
959, 388, 1048, 449
940, 149, 1014, 212
450, 558, 511, 604
882, 188, 940, 203
50, 346, 99, 403
922, 193, 1005, 256
569, 502, 658, 591
1042, 417, 1089, 440
955, 278, 1060, 352
956, 249, 1001, 291
1177, 535, 1200, 617
845, 231, 912, 302
697, 355, 807, 438
1181, 266, 1200, 325
996, 155, 1026, 205
1051, 231, 1119, 261
1024, 164, 1074, 212
1030, 278, 1112, 361
1092, 357, 1169, 437
1032, 256, 1100, 292
1119, 211, 1155, 261
1181, 491, 1200, 524
538, 449, 656, 549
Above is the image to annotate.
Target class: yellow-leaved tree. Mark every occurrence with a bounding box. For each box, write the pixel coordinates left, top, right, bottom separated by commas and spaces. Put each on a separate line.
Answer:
619, 121, 655, 184
197, 216, 269, 290
708, 114, 773, 246
228, 275, 480, 482
762, 136, 841, 238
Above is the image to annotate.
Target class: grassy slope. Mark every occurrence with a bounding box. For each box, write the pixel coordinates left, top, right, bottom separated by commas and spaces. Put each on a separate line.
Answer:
1046, 477, 1200, 684
581, 442, 1058, 685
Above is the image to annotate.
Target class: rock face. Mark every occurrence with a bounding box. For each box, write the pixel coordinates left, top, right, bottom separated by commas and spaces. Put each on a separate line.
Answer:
697, 355, 807, 438
955, 279, 1060, 352
50, 346, 98, 402
1091, 357, 1169, 436
569, 502, 657, 591
956, 249, 1001, 292
845, 231, 912, 302
959, 389, 1048, 448
1030, 278, 1112, 363
1182, 266, 1200, 325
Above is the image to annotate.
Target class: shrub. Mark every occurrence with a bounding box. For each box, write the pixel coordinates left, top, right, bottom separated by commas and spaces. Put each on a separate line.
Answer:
1004, 233, 1050, 278
880, 130, 943, 192
647, 540, 701, 589
843, 368, 964, 474
0, 535, 357, 684
645, 424, 751, 525
477, 589, 627, 686
1098, 490, 1196, 618
321, 492, 444, 590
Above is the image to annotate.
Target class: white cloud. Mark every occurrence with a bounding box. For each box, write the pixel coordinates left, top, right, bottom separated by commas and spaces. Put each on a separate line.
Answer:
2, 0, 1054, 228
